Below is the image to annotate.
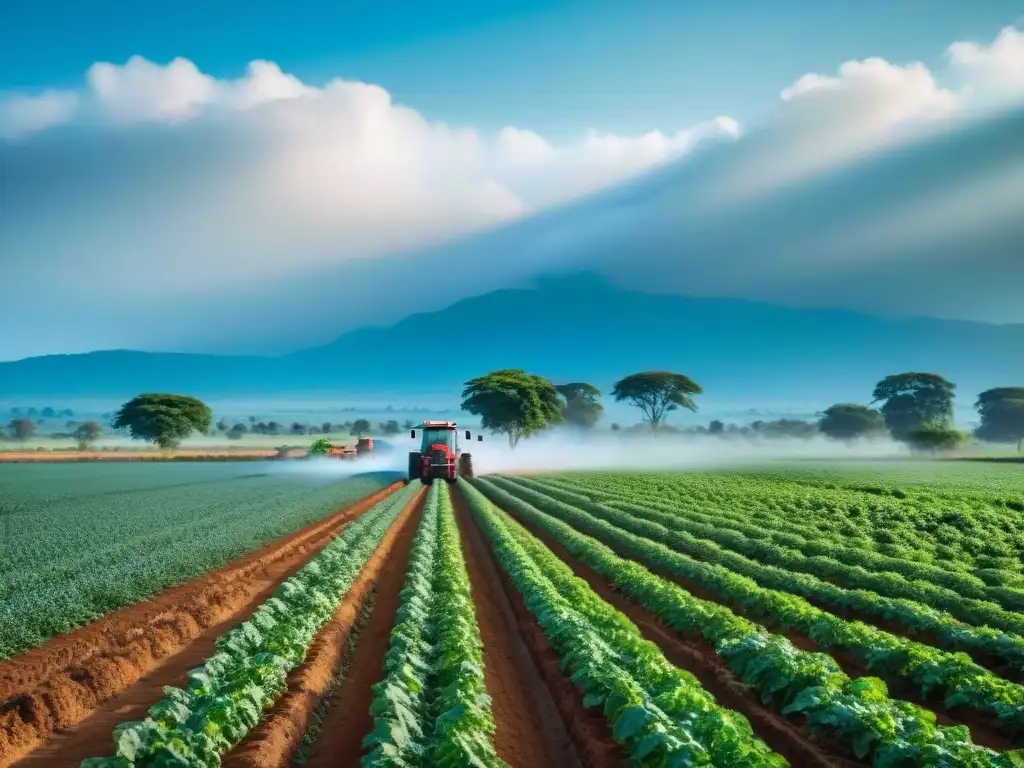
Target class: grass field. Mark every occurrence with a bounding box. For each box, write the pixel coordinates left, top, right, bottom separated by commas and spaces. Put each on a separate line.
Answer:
3, 460, 1024, 767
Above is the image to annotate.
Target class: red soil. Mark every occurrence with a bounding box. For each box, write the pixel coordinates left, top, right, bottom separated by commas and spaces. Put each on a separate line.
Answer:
223, 486, 426, 768
483, 488, 859, 768
1, 481, 404, 767
451, 486, 582, 768
456, 485, 627, 768
300, 492, 426, 768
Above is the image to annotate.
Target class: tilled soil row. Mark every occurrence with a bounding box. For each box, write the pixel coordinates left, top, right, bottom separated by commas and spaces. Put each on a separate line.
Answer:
451, 485, 585, 768
224, 485, 426, 768
299, 491, 426, 768
482, 487, 862, 768
1, 480, 405, 767
454, 485, 627, 768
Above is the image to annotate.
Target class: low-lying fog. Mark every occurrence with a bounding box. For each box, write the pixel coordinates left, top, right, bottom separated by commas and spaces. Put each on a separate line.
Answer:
272, 431, 909, 478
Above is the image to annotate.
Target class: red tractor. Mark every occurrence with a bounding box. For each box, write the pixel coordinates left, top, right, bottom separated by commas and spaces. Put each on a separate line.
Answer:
408, 420, 481, 483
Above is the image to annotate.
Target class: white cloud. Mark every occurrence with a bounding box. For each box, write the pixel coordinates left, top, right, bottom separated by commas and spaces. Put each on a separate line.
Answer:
498, 126, 554, 165
86, 56, 220, 123
946, 26, 1024, 108
1, 25, 1022, 358
0, 89, 77, 139
0, 55, 736, 300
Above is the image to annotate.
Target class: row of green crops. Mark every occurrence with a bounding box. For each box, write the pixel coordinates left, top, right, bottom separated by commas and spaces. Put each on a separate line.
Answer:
459, 480, 788, 767
493, 476, 1024, 738
362, 482, 503, 766
533, 473, 1023, 602
0, 462, 403, 659
81, 481, 420, 768
533, 474, 1024, 622
537, 470, 1024, 582
508, 476, 1024, 673
472, 477, 1019, 766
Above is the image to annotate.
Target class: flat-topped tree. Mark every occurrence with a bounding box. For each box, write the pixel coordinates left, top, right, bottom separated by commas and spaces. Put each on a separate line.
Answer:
612, 371, 702, 433
111, 393, 212, 450
72, 420, 103, 451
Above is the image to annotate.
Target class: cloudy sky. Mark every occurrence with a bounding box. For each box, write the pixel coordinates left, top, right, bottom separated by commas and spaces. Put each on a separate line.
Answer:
2, 1, 1023, 360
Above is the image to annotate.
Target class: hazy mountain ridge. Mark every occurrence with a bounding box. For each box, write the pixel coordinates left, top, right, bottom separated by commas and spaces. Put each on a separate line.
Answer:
1, 274, 1021, 402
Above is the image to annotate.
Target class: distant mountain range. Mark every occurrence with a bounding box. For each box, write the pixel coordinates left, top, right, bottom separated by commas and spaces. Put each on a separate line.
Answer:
1, 274, 1021, 409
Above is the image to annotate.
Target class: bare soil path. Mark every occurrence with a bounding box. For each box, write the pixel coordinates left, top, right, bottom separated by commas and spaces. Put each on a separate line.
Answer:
224, 486, 426, 768
455, 484, 626, 768
451, 485, 581, 768
301, 492, 425, 768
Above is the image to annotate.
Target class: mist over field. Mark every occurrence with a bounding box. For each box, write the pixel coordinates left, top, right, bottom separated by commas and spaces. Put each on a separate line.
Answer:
270, 430, 910, 479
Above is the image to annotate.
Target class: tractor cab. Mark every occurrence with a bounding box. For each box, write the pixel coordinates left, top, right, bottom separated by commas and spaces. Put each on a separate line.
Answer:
408, 420, 482, 483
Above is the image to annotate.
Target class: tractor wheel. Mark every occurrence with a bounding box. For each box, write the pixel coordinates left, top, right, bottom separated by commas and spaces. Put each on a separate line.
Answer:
458, 453, 474, 479
408, 452, 422, 482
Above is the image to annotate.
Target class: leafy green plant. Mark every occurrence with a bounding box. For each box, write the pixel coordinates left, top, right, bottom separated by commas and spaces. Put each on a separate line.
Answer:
0, 467, 403, 659
519, 474, 1024, 672
471, 477, 1018, 766
460, 480, 786, 766
494, 475, 1024, 734
81, 481, 420, 767
362, 482, 503, 766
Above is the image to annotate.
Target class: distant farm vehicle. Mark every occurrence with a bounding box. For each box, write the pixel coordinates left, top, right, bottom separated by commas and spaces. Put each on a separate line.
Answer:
408, 421, 482, 483
310, 436, 375, 460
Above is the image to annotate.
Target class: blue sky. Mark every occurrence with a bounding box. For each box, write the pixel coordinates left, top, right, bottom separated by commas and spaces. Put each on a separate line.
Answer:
1, 2, 1023, 361
3, 0, 1021, 137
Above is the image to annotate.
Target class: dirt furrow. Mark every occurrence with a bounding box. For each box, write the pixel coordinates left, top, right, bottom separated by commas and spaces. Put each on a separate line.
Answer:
484, 489, 859, 768
300, 489, 425, 768
1, 481, 404, 767
224, 486, 426, 768
456, 484, 626, 768
450, 485, 582, 768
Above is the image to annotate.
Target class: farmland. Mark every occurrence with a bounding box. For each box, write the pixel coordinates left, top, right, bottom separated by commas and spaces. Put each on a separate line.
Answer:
2, 462, 1024, 766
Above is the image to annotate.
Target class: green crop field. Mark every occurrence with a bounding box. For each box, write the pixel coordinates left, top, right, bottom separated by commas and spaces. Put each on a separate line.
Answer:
6, 460, 1024, 767
0, 462, 401, 659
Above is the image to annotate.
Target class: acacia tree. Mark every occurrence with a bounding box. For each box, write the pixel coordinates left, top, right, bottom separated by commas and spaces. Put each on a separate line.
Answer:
974, 388, 1024, 449
8, 418, 35, 440
111, 393, 212, 450
555, 382, 604, 429
72, 420, 103, 451
461, 369, 563, 448
817, 404, 886, 441
871, 372, 955, 441
611, 371, 702, 433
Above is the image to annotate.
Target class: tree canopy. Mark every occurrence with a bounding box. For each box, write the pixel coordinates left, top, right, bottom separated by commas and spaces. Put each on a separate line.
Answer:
72, 421, 103, 450
555, 382, 604, 430
8, 418, 35, 440
611, 371, 702, 432
871, 372, 955, 441
974, 387, 1024, 445
111, 393, 212, 450
818, 403, 886, 441
350, 419, 372, 436
905, 423, 968, 453
308, 437, 333, 455
461, 369, 563, 448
